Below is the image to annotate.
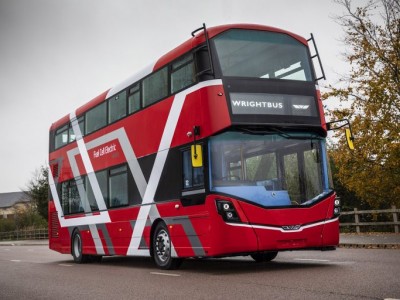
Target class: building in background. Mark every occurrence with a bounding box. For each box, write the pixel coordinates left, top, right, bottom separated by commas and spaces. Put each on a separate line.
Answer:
0, 192, 32, 219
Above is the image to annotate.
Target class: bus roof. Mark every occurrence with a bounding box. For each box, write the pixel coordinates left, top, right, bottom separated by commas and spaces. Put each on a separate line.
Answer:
155, 23, 307, 71
50, 24, 307, 131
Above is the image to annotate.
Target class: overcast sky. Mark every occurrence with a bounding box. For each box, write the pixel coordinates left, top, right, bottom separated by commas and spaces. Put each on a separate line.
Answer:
0, 0, 349, 193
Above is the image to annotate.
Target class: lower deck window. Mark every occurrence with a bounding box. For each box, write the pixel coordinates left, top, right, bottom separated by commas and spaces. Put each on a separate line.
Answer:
59, 164, 130, 215
109, 165, 128, 207
61, 180, 84, 215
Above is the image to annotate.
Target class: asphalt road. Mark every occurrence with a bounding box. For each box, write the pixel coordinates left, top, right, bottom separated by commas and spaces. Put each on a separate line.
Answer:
0, 245, 399, 300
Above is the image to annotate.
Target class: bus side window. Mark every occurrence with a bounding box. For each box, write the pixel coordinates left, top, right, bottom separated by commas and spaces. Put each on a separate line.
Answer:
182, 149, 204, 189
55, 125, 68, 149
108, 90, 127, 123
143, 67, 168, 107
69, 116, 85, 142
128, 84, 141, 114
60, 179, 84, 215
171, 54, 196, 94
86, 102, 107, 135
109, 165, 129, 208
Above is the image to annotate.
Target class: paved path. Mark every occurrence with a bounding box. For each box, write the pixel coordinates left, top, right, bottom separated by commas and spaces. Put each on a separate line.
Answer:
0, 239, 48, 246
339, 233, 400, 249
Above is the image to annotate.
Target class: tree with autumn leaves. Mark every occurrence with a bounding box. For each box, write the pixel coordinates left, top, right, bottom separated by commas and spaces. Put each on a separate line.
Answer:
324, 0, 399, 208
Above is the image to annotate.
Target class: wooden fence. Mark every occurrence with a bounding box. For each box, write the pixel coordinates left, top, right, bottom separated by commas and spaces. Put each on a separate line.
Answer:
340, 205, 399, 233
0, 228, 48, 241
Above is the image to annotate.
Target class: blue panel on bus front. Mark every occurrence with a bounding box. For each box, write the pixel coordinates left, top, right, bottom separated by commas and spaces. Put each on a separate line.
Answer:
213, 186, 291, 207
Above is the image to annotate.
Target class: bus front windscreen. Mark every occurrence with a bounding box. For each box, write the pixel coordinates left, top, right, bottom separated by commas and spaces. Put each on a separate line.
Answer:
213, 29, 313, 81
209, 131, 332, 207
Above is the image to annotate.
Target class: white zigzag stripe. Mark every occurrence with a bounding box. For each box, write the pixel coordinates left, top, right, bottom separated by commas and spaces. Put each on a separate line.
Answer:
49, 80, 223, 257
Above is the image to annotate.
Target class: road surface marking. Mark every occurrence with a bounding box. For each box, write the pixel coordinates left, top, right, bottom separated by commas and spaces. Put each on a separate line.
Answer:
10, 260, 21, 262
293, 258, 355, 265
150, 272, 181, 277
59, 264, 73, 267
294, 258, 330, 262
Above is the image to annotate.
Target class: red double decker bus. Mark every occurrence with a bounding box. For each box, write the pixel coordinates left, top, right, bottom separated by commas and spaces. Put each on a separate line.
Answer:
48, 24, 341, 269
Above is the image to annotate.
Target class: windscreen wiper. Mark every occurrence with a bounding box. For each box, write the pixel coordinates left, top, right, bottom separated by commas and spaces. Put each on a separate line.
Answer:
239, 127, 322, 140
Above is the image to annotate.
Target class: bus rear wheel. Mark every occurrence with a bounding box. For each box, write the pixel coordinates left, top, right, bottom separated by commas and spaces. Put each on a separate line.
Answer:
71, 230, 90, 264
251, 251, 278, 262
152, 222, 182, 270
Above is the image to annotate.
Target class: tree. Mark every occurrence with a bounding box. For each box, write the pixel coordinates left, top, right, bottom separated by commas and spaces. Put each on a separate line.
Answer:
13, 204, 47, 230
25, 165, 49, 221
329, 156, 368, 211
324, 0, 400, 208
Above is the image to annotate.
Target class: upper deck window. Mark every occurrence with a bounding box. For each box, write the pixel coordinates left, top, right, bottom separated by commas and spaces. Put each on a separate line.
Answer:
86, 102, 107, 135
143, 67, 168, 107
171, 54, 196, 94
109, 90, 127, 123
128, 84, 141, 114
214, 29, 313, 81
55, 125, 69, 149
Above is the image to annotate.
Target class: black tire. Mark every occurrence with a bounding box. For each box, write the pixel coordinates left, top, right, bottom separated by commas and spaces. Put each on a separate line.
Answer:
71, 230, 90, 264
152, 222, 183, 270
251, 251, 278, 262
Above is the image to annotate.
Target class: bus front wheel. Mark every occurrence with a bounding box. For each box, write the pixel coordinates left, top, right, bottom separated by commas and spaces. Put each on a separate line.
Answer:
251, 251, 278, 262
152, 222, 182, 270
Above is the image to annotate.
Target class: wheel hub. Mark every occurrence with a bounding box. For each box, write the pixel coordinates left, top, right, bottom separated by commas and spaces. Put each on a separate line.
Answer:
155, 229, 170, 262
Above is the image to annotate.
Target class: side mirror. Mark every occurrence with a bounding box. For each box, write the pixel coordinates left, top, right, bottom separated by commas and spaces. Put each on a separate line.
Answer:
345, 128, 355, 150
191, 145, 203, 167
326, 119, 355, 151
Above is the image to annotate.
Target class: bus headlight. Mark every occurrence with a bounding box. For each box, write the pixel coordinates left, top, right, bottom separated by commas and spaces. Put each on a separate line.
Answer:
216, 200, 241, 223
334, 197, 341, 217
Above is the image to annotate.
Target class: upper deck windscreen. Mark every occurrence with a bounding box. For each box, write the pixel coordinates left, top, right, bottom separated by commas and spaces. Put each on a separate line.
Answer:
213, 29, 313, 81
